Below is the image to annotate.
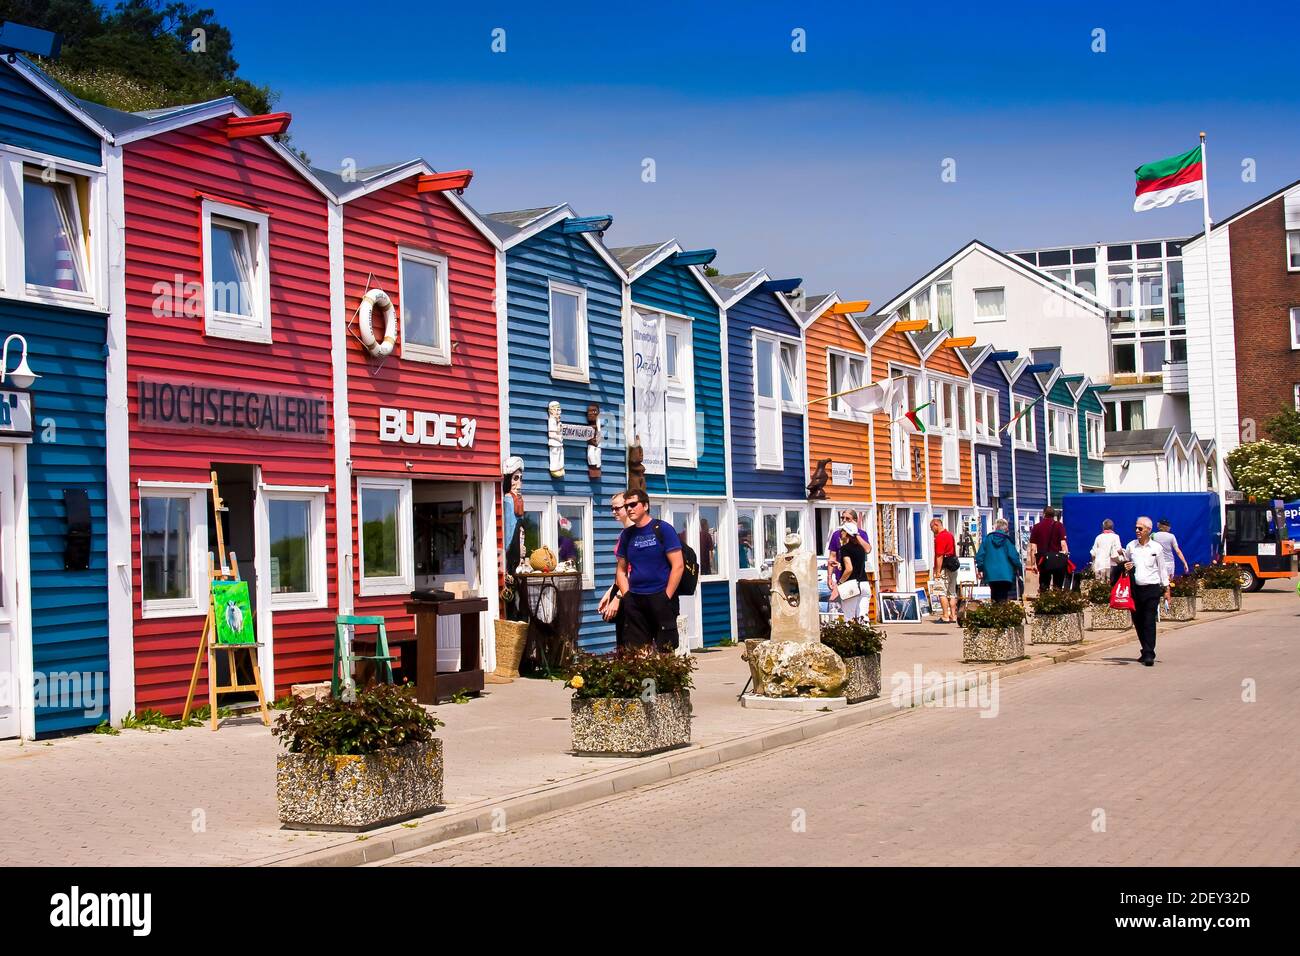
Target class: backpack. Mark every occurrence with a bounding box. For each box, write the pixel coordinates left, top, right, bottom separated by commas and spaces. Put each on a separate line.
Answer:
621, 520, 699, 596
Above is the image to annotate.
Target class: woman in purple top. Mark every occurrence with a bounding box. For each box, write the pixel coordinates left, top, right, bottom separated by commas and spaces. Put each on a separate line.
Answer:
828, 508, 872, 618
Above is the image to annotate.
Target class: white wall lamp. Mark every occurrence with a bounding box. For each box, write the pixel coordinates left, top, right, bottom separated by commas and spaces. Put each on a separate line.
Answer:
1, 333, 40, 389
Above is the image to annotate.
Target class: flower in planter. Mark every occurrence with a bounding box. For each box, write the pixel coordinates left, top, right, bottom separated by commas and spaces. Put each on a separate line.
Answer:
272, 683, 443, 757
1083, 578, 1113, 606
569, 675, 585, 690
818, 617, 887, 658
1195, 563, 1246, 590
562, 647, 696, 700
962, 601, 1026, 635
1169, 573, 1200, 598
1030, 588, 1088, 615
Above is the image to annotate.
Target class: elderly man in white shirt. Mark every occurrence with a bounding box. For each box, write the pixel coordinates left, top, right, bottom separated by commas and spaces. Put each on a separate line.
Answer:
1123, 516, 1172, 667
1090, 519, 1124, 585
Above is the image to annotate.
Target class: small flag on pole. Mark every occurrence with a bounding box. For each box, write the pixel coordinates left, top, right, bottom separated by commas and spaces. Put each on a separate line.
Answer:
840, 377, 899, 414
900, 402, 930, 435
1133, 145, 1203, 212
1002, 393, 1044, 433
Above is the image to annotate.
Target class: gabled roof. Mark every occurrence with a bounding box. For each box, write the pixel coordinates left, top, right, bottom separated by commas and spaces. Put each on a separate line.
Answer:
873, 239, 1109, 320
311, 160, 425, 200
609, 241, 675, 278
707, 271, 766, 306
852, 315, 895, 346
1182, 177, 1300, 248
1102, 428, 1179, 457
1036, 367, 1063, 398
479, 203, 624, 277
799, 293, 871, 346
1, 55, 113, 143
956, 344, 993, 374
907, 327, 947, 361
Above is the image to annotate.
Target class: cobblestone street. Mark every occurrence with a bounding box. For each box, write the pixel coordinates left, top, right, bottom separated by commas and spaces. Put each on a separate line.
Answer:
393, 597, 1300, 867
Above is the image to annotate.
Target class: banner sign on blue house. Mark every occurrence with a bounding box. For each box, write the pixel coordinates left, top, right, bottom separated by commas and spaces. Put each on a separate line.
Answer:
0, 389, 34, 442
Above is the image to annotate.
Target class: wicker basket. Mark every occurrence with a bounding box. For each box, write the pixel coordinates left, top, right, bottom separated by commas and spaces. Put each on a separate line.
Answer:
493, 619, 530, 679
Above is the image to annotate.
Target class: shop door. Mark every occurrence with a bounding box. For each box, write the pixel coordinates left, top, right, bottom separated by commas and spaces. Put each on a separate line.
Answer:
414, 482, 476, 671
0, 447, 19, 738
659, 504, 701, 651
894, 506, 913, 593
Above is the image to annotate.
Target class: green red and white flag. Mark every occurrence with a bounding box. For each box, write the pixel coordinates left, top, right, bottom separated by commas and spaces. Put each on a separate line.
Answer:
1133, 145, 1203, 212
900, 402, 930, 435
1001, 393, 1043, 433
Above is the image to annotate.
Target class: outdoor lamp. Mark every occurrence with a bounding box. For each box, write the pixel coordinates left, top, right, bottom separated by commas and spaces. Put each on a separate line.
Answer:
1, 333, 39, 389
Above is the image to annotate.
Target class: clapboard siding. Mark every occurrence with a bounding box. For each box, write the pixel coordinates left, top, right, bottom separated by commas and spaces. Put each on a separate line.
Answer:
501, 222, 624, 651
700, 580, 730, 647
0, 61, 101, 165
729, 287, 805, 500
925, 346, 974, 507
805, 311, 873, 501
972, 358, 1013, 515
1, 301, 108, 733
870, 329, 928, 505
123, 118, 337, 714
632, 260, 725, 498
1011, 369, 1048, 511
1076, 386, 1105, 489
1182, 228, 1239, 452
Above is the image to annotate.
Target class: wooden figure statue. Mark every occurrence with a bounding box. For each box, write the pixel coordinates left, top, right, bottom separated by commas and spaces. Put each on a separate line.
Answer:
807, 457, 831, 500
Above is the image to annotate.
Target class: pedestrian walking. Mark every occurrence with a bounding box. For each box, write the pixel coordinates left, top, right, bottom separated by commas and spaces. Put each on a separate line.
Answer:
975, 517, 1022, 602
1028, 506, 1070, 590
930, 516, 959, 623
1152, 517, 1190, 579
599, 492, 634, 646
828, 509, 871, 619
613, 489, 685, 651
1090, 518, 1125, 585
1123, 516, 1171, 667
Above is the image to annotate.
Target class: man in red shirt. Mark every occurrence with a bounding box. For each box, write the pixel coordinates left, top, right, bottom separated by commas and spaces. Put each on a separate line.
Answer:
1028, 506, 1070, 590
930, 516, 958, 623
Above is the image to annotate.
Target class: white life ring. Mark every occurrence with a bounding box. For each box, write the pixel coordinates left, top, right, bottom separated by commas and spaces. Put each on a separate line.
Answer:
358, 289, 397, 357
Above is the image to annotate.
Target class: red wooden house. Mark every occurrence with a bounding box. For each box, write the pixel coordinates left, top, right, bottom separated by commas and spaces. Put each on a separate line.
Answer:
313, 161, 502, 671
101, 99, 339, 713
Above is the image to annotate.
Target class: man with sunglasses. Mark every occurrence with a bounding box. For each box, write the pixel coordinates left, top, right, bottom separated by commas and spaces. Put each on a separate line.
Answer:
1123, 516, 1171, 667
598, 492, 634, 644
612, 489, 685, 651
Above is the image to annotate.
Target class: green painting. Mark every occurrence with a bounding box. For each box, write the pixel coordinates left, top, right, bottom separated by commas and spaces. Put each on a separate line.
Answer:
212, 580, 255, 644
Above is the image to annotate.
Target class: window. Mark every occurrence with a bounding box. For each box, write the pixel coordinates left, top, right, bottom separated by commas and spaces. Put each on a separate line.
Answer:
1086, 414, 1104, 460
698, 504, 722, 578
202, 199, 270, 342
779, 341, 802, 411
663, 316, 696, 465
549, 280, 588, 381
1291, 307, 1300, 350
266, 491, 326, 609
935, 276, 953, 331
973, 388, 1000, 443
399, 248, 451, 364
1289, 231, 1300, 271
139, 486, 207, 617
23, 169, 90, 298
1048, 406, 1076, 454
556, 500, 591, 587
1031, 347, 1061, 369
828, 350, 868, 420
762, 511, 779, 565
358, 478, 413, 595
739, 504, 807, 577
1295, 384, 1300, 412
1011, 396, 1036, 450
754, 333, 799, 469
890, 369, 917, 478
1104, 398, 1145, 432
1141, 339, 1167, 372
737, 509, 756, 571
974, 287, 1006, 322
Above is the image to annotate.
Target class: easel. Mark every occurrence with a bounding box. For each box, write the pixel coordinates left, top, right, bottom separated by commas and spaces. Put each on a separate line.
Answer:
181, 471, 270, 730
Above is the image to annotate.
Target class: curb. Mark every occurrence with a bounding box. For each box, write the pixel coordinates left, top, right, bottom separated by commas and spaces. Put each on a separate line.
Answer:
268, 606, 1247, 867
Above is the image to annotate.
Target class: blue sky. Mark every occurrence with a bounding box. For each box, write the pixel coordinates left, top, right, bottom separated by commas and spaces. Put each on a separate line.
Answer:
214, 0, 1298, 298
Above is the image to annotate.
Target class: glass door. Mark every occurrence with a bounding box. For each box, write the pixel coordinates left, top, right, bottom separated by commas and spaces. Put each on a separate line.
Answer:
660, 503, 701, 651
0, 447, 18, 739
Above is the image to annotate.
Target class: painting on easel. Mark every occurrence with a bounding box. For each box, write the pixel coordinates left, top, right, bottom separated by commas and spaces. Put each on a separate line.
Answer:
212, 581, 255, 644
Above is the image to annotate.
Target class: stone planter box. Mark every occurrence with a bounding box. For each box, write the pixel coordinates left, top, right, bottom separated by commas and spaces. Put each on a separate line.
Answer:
963, 625, 1025, 663
842, 654, 882, 704
1162, 595, 1197, 621
276, 739, 443, 832
1030, 611, 1085, 644
1199, 588, 1241, 612
1087, 605, 1130, 630
571, 691, 692, 757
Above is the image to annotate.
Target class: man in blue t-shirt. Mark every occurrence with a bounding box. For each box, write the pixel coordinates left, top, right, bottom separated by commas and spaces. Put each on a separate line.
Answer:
612, 488, 685, 651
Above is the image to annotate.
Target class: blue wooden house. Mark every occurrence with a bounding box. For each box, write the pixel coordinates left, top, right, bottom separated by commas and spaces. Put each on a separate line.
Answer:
609, 241, 731, 648
1040, 366, 1083, 512
959, 345, 1021, 535
1004, 358, 1052, 551
713, 271, 808, 586
0, 57, 115, 738
484, 205, 628, 654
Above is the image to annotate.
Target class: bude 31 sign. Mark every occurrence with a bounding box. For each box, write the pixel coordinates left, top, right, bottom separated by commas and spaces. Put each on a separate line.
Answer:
379, 407, 476, 448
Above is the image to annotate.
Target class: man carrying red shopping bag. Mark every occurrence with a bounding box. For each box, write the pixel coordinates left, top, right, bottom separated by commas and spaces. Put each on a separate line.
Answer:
1122, 516, 1171, 667
1110, 572, 1136, 611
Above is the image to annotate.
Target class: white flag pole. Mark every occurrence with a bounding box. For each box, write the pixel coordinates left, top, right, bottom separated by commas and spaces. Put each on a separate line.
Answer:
1198, 131, 1227, 494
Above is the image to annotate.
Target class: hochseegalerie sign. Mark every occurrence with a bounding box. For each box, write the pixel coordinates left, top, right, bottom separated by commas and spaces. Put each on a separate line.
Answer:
136, 377, 330, 442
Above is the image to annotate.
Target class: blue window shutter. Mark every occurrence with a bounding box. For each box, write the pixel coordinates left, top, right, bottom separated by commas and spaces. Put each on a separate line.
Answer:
912, 512, 922, 560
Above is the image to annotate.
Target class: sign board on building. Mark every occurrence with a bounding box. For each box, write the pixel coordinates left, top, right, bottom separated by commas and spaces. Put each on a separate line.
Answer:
0, 389, 34, 442
379, 408, 477, 448
560, 423, 596, 442
137, 377, 329, 442
831, 462, 853, 486
631, 309, 666, 475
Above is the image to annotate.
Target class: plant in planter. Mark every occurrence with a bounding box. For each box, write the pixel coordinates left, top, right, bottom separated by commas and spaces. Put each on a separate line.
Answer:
1164, 573, 1199, 621
819, 617, 887, 704
1028, 587, 1088, 644
962, 601, 1027, 662
1084, 577, 1129, 630
564, 648, 696, 757
273, 683, 445, 831
1196, 563, 1244, 612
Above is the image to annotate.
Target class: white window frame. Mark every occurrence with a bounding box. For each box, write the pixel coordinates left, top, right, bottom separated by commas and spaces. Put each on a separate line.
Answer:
926, 373, 964, 484
973, 387, 1001, 445
20, 166, 95, 308
398, 246, 451, 365
827, 348, 870, 422
890, 365, 917, 480
1294, 383, 1300, 412
663, 314, 697, 467
973, 286, 1006, 323
1047, 405, 1077, 454
1290, 306, 1300, 350
753, 331, 786, 470
201, 198, 272, 343
357, 477, 414, 596
1287, 230, 1300, 273
264, 489, 327, 610
548, 278, 589, 382
138, 483, 209, 619
778, 338, 803, 413
552, 496, 595, 590
695, 501, 727, 582
1012, 396, 1037, 451
1085, 413, 1104, 460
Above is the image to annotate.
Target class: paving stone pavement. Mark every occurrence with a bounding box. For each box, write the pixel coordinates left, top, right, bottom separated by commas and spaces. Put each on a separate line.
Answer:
391, 593, 1300, 867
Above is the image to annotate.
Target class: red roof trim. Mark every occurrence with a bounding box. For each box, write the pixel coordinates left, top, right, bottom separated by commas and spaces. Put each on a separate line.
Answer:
417, 170, 474, 193
226, 112, 292, 139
